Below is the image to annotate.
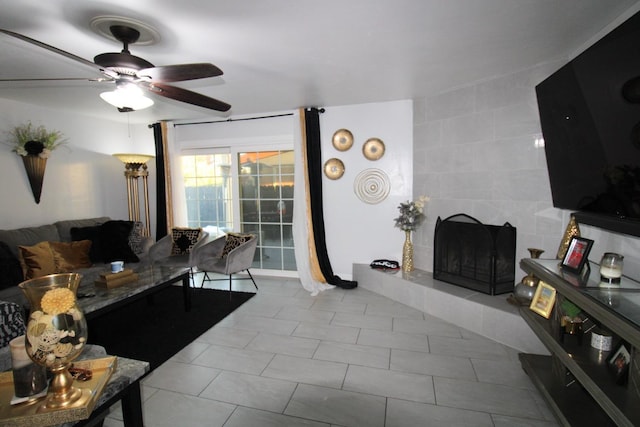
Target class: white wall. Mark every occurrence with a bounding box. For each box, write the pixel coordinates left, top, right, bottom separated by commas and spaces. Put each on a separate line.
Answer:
170, 102, 414, 281
0, 98, 156, 230
412, 64, 640, 281
320, 101, 413, 280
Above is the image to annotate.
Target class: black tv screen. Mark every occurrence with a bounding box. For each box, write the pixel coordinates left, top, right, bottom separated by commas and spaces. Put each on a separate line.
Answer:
536, 10, 640, 235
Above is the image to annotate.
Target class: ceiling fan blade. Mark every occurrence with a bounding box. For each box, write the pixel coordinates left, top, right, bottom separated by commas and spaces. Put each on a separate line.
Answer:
145, 82, 231, 112
137, 63, 223, 82
0, 29, 103, 72
0, 77, 108, 82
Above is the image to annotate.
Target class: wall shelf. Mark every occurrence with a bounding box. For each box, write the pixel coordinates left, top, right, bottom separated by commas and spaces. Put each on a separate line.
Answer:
519, 258, 640, 427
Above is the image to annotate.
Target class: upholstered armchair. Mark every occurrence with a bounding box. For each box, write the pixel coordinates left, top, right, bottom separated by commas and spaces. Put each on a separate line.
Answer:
148, 228, 210, 284
195, 233, 258, 293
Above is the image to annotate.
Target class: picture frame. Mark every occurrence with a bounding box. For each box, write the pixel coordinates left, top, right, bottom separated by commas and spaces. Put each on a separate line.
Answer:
560, 261, 592, 288
560, 236, 594, 274
607, 342, 631, 384
529, 281, 557, 319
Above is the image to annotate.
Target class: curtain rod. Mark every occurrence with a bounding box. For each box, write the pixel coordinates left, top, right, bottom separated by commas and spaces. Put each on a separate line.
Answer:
172, 112, 294, 127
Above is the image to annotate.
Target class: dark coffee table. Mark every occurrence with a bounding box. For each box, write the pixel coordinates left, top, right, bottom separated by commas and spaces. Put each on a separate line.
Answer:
76, 265, 191, 320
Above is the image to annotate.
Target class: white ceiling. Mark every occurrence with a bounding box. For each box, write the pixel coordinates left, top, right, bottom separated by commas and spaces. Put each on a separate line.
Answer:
1, 0, 638, 124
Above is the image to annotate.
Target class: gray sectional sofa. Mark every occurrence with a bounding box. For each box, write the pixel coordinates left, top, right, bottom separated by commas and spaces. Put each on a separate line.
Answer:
0, 217, 155, 369
0, 217, 152, 307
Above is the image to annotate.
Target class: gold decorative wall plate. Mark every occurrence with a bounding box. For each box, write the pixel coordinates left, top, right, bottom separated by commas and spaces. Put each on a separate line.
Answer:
332, 129, 354, 151
324, 158, 345, 180
363, 138, 385, 160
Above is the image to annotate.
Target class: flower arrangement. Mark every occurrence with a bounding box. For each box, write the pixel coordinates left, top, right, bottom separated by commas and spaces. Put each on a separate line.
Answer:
41, 288, 76, 315
26, 287, 85, 366
394, 195, 429, 231
8, 121, 67, 158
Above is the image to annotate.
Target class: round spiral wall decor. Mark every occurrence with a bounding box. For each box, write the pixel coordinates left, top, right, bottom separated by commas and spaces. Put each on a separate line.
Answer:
353, 168, 390, 204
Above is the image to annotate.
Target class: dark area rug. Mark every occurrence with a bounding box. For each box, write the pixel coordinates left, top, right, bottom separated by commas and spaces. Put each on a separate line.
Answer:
86, 286, 254, 370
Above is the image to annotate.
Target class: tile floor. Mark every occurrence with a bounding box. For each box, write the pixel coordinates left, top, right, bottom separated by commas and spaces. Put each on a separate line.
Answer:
102, 274, 559, 427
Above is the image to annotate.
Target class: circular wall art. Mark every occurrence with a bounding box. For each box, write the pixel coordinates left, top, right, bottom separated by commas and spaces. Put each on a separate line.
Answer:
332, 129, 354, 151
354, 168, 390, 204
362, 137, 385, 160
324, 158, 345, 180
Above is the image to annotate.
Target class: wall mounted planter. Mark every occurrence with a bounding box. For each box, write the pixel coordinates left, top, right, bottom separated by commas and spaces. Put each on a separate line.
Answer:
22, 154, 47, 204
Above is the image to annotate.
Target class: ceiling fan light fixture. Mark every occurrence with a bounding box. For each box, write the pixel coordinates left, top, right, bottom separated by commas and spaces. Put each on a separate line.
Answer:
3, 28, 230, 112
100, 82, 154, 111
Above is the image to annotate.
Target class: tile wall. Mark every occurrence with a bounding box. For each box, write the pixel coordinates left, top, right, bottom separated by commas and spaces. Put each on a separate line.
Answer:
412, 61, 640, 281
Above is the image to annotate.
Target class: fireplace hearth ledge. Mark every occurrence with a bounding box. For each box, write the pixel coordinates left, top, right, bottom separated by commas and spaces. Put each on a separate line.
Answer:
353, 263, 548, 355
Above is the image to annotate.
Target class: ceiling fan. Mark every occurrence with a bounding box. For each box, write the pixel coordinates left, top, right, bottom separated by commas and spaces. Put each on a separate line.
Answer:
0, 25, 231, 112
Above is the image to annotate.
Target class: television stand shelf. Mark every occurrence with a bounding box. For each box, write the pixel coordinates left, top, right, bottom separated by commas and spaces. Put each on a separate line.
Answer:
519, 258, 640, 427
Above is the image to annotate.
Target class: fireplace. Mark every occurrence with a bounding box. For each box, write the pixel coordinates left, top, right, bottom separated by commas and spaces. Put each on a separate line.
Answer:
433, 213, 516, 295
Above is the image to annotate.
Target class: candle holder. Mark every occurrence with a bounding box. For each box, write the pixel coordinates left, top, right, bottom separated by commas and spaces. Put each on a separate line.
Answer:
600, 252, 624, 286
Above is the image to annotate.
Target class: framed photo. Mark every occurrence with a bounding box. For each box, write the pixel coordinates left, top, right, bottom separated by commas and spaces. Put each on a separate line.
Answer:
607, 342, 631, 384
529, 281, 557, 318
560, 261, 591, 288
560, 236, 594, 274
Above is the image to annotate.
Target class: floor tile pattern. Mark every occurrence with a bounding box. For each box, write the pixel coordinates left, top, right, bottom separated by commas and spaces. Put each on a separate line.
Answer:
102, 274, 559, 426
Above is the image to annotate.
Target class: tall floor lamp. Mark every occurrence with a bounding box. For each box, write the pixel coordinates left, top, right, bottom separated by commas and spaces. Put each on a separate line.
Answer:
113, 153, 154, 236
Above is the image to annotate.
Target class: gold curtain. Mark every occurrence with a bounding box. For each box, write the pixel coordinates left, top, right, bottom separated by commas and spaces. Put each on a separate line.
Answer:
160, 121, 175, 233
298, 109, 327, 283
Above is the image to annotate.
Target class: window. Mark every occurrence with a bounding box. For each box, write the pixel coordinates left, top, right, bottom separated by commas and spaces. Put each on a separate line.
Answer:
181, 153, 233, 235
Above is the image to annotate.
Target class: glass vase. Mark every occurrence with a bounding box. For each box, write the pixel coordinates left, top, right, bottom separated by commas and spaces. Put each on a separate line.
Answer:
19, 273, 90, 409
402, 230, 414, 272
514, 248, 544, 304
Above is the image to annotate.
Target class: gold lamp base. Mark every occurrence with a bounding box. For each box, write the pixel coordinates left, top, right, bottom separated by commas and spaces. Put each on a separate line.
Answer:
113, 153, 153, 237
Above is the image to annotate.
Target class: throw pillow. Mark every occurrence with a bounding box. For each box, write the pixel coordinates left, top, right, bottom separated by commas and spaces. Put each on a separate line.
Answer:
221, 232, 253, 258
128, 221, 145, 255
0, 241, 24, 289
70, 225, 103, 263
18, 241, 56, 280
49, 240, 93, 272
99, 220, 139, 263
0, 301, 25, 348
171, 228, 202, 255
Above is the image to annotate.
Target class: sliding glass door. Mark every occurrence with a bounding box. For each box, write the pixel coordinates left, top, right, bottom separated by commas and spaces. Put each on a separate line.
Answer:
180, 148, 296, 273
238, 150, 295, 271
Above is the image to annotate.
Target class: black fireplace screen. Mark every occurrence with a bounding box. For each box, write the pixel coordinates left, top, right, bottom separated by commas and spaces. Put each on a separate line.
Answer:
433, 213, 516, 295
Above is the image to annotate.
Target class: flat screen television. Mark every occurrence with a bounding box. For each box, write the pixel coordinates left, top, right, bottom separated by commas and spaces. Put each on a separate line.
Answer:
536, 10, 640, 237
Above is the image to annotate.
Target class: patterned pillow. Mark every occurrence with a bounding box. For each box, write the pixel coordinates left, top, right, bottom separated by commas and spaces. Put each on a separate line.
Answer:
0, 301, 25, 348
171, 228, 202, 255
128, 221, 145, 255
221, 233, 253, 258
